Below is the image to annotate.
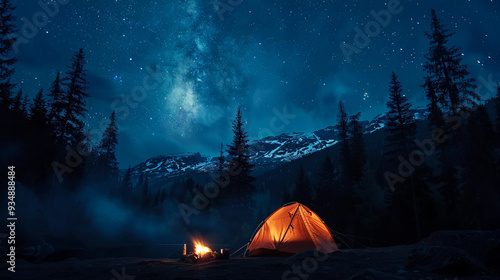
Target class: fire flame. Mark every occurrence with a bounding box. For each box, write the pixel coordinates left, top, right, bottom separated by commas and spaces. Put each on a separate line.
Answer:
193, 240, 212, 255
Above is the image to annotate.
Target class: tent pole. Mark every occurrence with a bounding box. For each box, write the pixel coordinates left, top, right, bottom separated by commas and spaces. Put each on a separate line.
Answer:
277, 204, 301, 248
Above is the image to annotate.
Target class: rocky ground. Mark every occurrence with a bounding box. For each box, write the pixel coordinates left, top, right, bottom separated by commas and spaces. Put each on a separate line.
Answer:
1, 230, 499, 280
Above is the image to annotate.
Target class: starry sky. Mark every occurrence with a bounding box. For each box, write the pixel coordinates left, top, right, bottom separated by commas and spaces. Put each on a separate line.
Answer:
13, 0, 500, 168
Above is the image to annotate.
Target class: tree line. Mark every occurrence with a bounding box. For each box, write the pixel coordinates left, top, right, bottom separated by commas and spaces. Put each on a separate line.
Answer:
281, 9, 500, 245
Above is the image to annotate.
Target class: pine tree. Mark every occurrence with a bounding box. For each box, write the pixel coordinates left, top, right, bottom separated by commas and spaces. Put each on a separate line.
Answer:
495, 83, 500, 135
316, 154, 334, 194
438, 156, 460, 228
353, 163, 387, 245
138, 173, 150, 208
21, 93, 28, 113
11, 88, 22, 112
385, 72, 416, 160
423, 77, 444, 130
6, 88, 29, 147
385, 72, 423, 241
348, 112, 367, 181
337, 101, 349, 141
292, 166, 312, 206
315, 154, 335, 216
0, 0, 17, 108
216, 142, 226, 187
462, 105, 497, 229
423, 9, 478, 115
121, 166, 133, 201
30, 89, 48, 125
48, 71, 63, 122
226, 107, 255, 205
337, 101, 350, 185
97, 110, 119, 179
26, 88, 56, 195
54, 48, 90, 149
212, 142, 226, 206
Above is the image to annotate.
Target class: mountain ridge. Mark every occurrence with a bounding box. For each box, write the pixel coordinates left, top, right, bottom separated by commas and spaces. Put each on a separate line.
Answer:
128, 107, 428, 179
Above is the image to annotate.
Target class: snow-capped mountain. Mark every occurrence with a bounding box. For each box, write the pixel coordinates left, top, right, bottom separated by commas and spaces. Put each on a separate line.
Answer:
130, 152, 214, 179
130, 108, 427, 179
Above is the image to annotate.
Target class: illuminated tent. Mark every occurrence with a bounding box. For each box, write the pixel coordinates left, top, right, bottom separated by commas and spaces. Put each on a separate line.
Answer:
245, 202, 339, 257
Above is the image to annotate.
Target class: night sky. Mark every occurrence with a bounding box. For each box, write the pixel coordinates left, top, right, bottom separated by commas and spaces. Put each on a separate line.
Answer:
13, 0, 500, 168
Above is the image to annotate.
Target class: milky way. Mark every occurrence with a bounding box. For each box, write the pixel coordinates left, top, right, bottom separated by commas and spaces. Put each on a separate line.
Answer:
13, 0, 500, 167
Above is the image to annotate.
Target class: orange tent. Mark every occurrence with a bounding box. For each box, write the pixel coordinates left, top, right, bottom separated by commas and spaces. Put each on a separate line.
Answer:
245, 202, 339, 257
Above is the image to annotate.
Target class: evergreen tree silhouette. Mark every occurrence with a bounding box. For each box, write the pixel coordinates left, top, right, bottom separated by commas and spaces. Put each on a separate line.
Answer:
385, 72, 416, 160
20, 92, 28, 114
423, 9, 478, 115
353, 163, 387, 245
423, 77, 444, 130
348, 112, 367, 181
226, 107, 255, 205
422, 9, 479, 229
337, 101, 350, 185
26, 88, 55, 195
121, 166, 133, 201
213, 142, 226, 206
97, 110, 119, 180
54, 48, 90, 150
385, 72, 424, 241
48, 71, 63, 123
142, 176, 150, 207
30, 89, 48, 126
495, 83, 500, 136
437, 156, 461, 228
11, 88, 22, 113
314, 154, 336, 223
216, 142, 226, 187
462, 105, 497, 229
292, 166, 312, 206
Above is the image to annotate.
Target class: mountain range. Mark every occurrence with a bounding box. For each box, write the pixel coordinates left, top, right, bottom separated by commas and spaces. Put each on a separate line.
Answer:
128, 107, 428, 180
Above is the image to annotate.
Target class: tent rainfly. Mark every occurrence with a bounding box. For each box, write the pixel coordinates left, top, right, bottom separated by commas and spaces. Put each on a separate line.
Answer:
245, 202, 339, 257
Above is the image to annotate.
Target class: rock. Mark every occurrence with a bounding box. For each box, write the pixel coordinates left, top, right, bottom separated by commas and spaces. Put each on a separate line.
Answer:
420, 230, 500, 259
349, 269, 404, 280
407, 245, 487, 276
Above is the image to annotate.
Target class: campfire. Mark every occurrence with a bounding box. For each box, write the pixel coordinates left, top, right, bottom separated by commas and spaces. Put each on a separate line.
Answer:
182, 238, 229, 263
194, 240, 212, 256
